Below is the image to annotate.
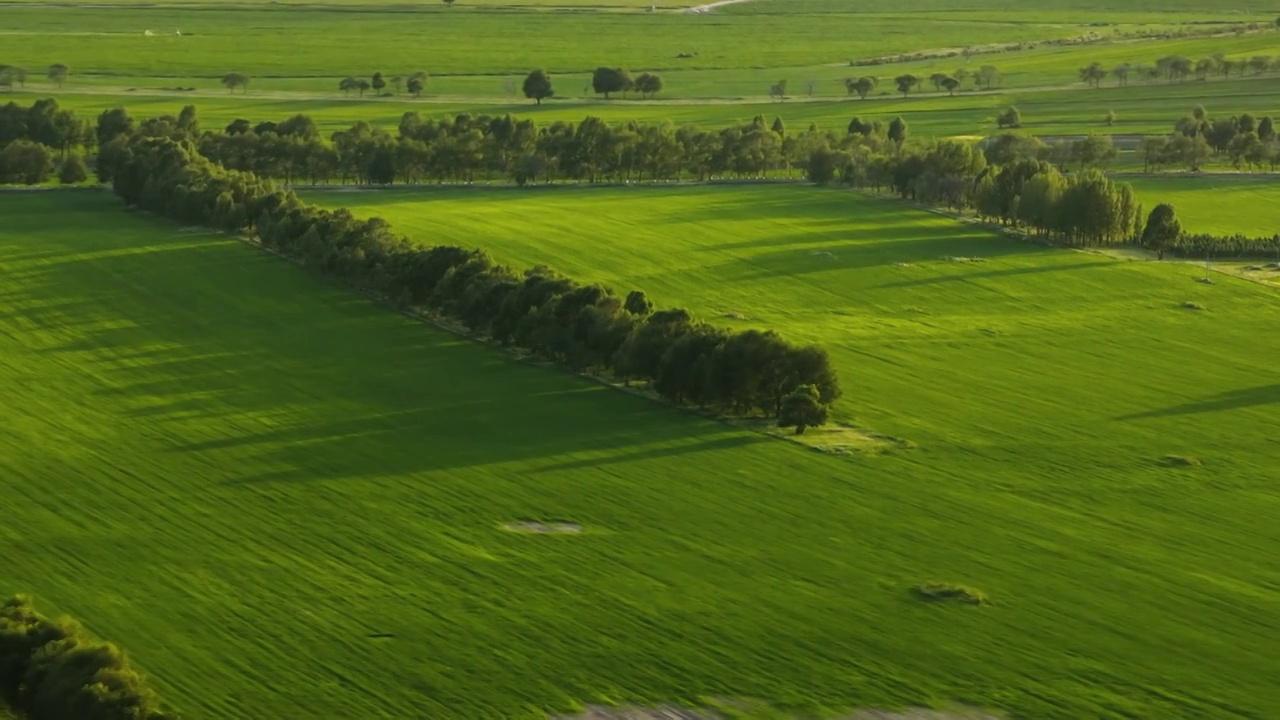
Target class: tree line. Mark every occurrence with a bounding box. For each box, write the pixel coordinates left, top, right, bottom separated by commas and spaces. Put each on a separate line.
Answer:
0, 596, 176, 719
1141, 105, 1279, 172
0, 98, 92, 184
95, 107, 842, 429
1079, 52, 1280, 87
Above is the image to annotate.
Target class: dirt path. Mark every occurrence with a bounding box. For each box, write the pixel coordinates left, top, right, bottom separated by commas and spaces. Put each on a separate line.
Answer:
685, 0, 758, 13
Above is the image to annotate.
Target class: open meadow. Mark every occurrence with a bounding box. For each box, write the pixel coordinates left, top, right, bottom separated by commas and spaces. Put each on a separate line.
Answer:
1126, 174, 1280, 237
3, 188, 1279, 718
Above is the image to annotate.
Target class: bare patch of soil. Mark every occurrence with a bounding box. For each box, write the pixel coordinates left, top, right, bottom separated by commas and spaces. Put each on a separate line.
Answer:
503, 521, 582, 534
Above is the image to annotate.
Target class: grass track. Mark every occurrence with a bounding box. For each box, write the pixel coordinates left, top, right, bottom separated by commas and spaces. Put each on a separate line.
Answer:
3, 189, 1279, 717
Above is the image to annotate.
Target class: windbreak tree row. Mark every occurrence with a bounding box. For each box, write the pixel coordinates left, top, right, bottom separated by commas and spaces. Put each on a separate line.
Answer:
98, 120, 842, 424
0, 596, 176, 720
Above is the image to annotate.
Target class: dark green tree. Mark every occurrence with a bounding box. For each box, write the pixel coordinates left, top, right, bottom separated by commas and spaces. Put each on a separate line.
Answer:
894, 73, 919, 97
372, 72, 387, 96
47, 63, 70, 88
777, 384, 829, 435
522, 69, 553, 104
1141, 204, 1181, 259
220, 72, 249, 94
887, 116, 908, 145
592, 67, 632, 98
634, 72, 663, 98
58, 153, 87, 184
407, 71, 428, 97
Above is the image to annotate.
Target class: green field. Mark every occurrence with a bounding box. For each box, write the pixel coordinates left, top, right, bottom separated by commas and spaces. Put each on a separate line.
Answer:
3, 0, 1279, 137
4, 188, 1280, 718
1127, 175, 1280, 237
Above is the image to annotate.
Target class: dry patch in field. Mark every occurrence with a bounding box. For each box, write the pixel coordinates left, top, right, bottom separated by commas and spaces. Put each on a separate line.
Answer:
503, 521, 583, 534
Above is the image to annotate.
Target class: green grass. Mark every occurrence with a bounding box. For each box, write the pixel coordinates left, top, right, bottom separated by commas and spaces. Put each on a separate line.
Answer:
1126, 175, 1280, 237
5, 188, 1278, 717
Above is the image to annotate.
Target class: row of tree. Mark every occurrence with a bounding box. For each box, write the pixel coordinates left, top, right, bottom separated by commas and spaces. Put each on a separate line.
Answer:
1079, 53, 1280, 87
0, 596, 176, 719
97, 111, 842, 426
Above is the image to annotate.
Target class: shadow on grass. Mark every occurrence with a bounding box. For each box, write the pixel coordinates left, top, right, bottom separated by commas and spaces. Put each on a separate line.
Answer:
1115, 384, 1280, 420
2, 192, 754, 484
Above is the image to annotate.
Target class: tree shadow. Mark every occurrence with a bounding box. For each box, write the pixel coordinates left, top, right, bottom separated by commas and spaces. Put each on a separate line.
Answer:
1115, 385, 1280, 421
873, 259, 1119, 289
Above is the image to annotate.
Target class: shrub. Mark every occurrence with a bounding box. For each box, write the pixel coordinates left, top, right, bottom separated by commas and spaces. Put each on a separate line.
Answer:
912, 583, 989, 605
58, 154, 88, 184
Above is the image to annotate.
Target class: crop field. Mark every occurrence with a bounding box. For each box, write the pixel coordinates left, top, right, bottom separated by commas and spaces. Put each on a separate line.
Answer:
5, 0, 1280, 717
4, 189, 1276, 717
1127, 175, 1280, 237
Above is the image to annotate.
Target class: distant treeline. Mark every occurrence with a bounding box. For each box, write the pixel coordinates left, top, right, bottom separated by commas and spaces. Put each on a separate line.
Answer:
1, 97, 1272, 259
0, 596, 176, 720
96, 110, 842, 421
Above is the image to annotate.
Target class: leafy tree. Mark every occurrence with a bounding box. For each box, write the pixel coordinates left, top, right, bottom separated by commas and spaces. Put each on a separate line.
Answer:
1258, 116, 1275, 142
0, 139, 54, 184
1141, 204, 1181, 259
1104, 109, 1117, 126
592, 67, 632, 99
1079, 62, 1106, 87
1111, 63, 1130, 86
806, 145, 839, 184
47, 63, 70, 88
58, 153, 87, 184
770, 116, 785, 136
339, 77, 358, 95
845, 76, 876, 100
225, 118, 252, 134
928, 72, 950, 92
1249, 55, 1272, 75
407, 71, 428, 97
887, 115, 908, 145
977, 65, 1000, 89
634, 72, 663, 98
769, 79, 787, 101
372, 72, 387, 95
443, 0, 456, 5
356, 79, 371, 96
95, 107, 133, 146
624, 290, 653, 315
522, 69, 553, 104
847, 116, 874, 136
894, 73, 919, 97
1195, 58, 1215, 80
940, 76, 960, 95
997, 106, 1021, 129
777, 384, 828, 435
220, 72, 249, 94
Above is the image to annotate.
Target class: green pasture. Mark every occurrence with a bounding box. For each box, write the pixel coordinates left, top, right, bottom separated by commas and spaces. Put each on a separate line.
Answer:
1127, 175, 1280, 237
3, 187, 1280, 718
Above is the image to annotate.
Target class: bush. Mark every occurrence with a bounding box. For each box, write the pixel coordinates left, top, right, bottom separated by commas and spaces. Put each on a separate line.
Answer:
912, 583, 989, 605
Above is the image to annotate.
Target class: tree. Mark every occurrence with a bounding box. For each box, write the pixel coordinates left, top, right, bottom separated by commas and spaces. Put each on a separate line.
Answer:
522, 69, 553, 104
0, 139, 54, 184
407, 71, 428, 97
1111, 63, 1131, 86
928, 72, 950, 92
443, 0, 456, 5
845, 76, 876, 99
769, 79, 788, 101
634, 72, 663, 99
977, 65, 1000, 89
777, 384, 828, 435
339, 77, 358, 96
1195, 58, 1215, 80
58, 153, 87, 184
1079, 62, 1106, 87
997, 106, 1021, 129
624, 290, 653, 315
770, 116, 785, 136
372, 72, 387, 96
1249, 55, 1272, 75
887, 116, 908, 145
1258, 116, 1275, 142
592, 67, 632, 98
356, 79, 371, 96
47, 63, 70, 88
221, 72, 249, 94
1141, 204, 1180, 259
1104, 109, 1117, 126
941, 76, 960, 95
894, 74, 919, 98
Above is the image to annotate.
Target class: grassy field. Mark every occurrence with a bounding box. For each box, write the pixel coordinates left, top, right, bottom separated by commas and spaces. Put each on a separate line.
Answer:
3, 188, 1278, 718
1126, 175, 1280, 237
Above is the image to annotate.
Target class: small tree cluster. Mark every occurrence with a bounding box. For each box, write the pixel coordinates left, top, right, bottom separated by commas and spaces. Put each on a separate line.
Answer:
0, 596, 177, 719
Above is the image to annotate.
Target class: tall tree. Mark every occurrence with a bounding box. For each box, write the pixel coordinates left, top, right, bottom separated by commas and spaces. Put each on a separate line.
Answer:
928, 72, 950, 92
406, 71, 428, 97
522, 69, 554, 105
894, 74, 919, 98
221, 72, 249, 94
977, 65, 1000, 89
846, 76, 876, 100
592, 67, 632, 99
371, 72, 387, 96
47, 63, 70, 88
940, 76, 960, 95
633, 72, 664, 99
1141, 204, 1180, 259
887, 116, 908, 145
